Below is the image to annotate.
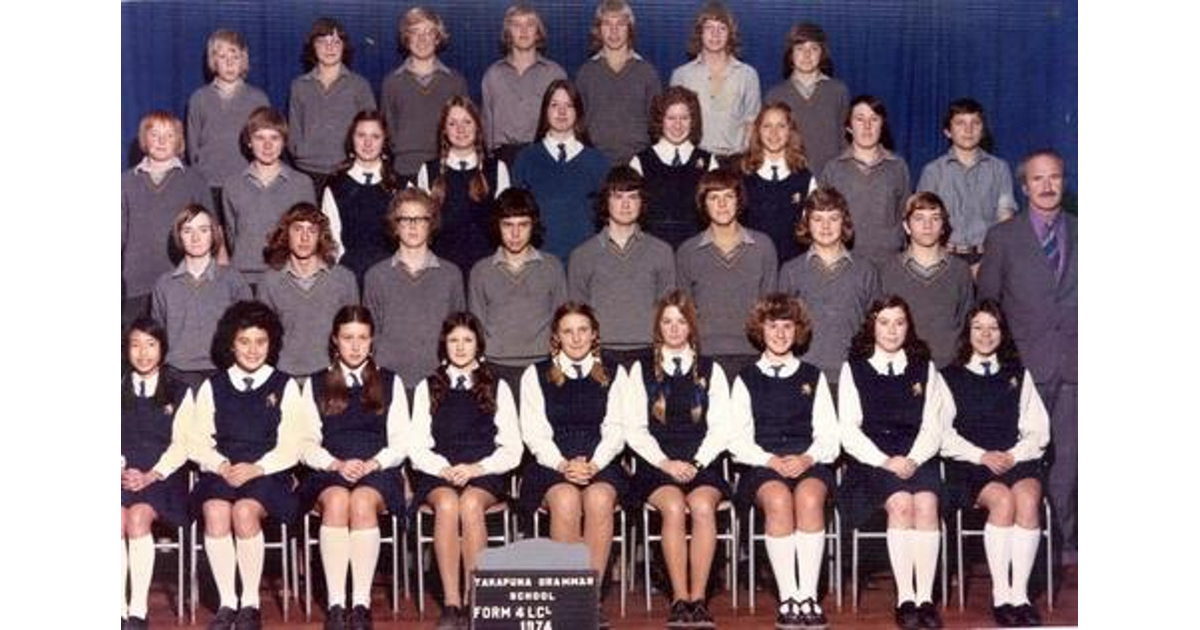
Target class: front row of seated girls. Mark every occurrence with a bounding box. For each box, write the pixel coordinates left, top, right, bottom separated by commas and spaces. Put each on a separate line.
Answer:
121, 293, 1049, 630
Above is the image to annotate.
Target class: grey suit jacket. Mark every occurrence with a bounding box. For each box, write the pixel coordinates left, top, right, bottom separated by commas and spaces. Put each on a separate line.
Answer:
977, 212, 1077, 386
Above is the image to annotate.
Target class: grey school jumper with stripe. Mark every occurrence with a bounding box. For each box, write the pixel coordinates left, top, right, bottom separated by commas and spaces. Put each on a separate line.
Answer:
364, 256, 465, 386
258, 264, 360, 376
468, 250, 567, 367
568, 228, 675, 350
675, 227, 778, 356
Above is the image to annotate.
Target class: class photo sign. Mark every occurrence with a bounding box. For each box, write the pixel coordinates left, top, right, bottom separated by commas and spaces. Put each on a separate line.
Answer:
470, 570, 598, 629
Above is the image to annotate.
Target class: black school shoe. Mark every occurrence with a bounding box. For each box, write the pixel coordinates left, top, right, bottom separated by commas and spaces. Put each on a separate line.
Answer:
797, 597, 829, 630
895, 601, 920, 630
1012, 603, 1042, 627
916, 601, 943, 628
124, 617, 148, 630
232, 606, 262, 630
666, 599, 692, 628
207, 606, 238, 630
323, 604, 347, 630
348, 604, 374, 630
435, 605, 461, 630
774, 598, 805, 630
690, 600, 715, 628
992, 604, 1020, 627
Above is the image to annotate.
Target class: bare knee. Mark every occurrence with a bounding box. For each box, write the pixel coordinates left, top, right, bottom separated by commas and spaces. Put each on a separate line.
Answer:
1012, 481, 1043, 527
582, 486, 615, 517
686, 495, 716, 523
319, 488, 351, 524
913, 492, 939, 529
758, 484, 793, 522
981, 485, 1016, 524
655, 495, 687, 526
349, 490, 381, 528
459, 490, 493, 521
885, 493, 915, 525
429, 492, 460, 519
203, 500, 233, 536
232, 500, 264, 537
126, 504, 157, 537
546, 486, 583, 521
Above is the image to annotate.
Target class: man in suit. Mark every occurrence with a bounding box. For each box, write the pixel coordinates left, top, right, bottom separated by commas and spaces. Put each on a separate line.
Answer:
977, 149, 1077, 563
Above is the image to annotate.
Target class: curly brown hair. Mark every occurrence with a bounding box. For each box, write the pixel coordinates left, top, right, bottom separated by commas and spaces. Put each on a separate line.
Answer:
648, 86, 703, 146
262, 202, 338, 269
745, 293, 812, 354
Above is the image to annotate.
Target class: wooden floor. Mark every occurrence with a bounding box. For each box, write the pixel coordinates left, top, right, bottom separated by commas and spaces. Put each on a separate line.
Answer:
140, 563, 1077, 629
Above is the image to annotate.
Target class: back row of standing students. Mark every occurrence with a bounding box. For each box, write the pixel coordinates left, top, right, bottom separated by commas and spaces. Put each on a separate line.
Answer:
126, 0, 1014, 285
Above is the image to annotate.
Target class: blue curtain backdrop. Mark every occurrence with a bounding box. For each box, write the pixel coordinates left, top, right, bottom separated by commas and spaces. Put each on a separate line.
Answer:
121, 0, 1077, 200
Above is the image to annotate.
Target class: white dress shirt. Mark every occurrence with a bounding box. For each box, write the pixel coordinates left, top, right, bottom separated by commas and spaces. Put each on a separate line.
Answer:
415, 152, 511, 196
541, 134, 586, 163
628, 139, 720, 175
728, 354, 840, 466
837, 349, 950, 468
623, 348, 732, 469
939, 354, 1051, 464
519, 353, 627, 471
407, 369, 523, 476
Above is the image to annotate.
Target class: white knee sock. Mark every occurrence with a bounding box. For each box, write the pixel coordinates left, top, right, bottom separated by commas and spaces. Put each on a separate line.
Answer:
320, 526, 351, 607
127, 534, 156, 617
912, 529, 941, 604
795, 530, 826, 601
205, 534, 238, 609
349, 527, 382, 607
235, 532, 265, 608
886, 529, 916, 604
121, 538, 129, 619
1010, 526, 1041, 606
765, 533, 799, 602
983, 523, 1014, 605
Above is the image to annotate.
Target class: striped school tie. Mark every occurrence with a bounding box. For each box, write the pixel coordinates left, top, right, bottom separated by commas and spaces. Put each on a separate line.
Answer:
1042, 221, 1061, 274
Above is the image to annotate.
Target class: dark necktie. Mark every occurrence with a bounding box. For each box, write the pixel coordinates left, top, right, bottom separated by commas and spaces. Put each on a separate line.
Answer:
557, 143, 567, 163
771, 165, 780, 181
672, 356, 683, 377
138, 380, 147, 398
982, 360, 993, 376
672, 148, 682, 167
886, 362, 895, 377
242, 376, 255, 392
349, 372, 361, 388
363, 172, 374, 185
770, 364, 783, 378
455, 375, 467, 390
1041, 221, 1061, 275
572, 363, 584, 378
459, 160, 468, 171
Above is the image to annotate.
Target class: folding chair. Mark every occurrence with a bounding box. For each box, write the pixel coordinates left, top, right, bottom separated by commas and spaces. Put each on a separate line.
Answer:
146, 521, 188, 624
954, 497, 1054, 612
